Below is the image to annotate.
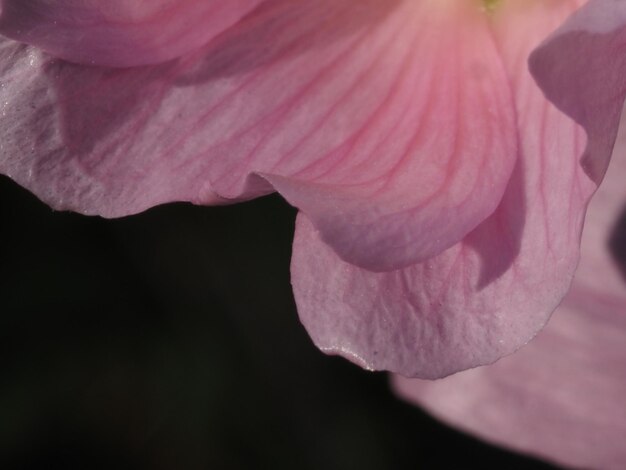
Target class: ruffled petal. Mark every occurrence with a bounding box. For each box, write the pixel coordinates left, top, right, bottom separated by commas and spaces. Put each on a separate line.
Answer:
0, 0, 518, 271
392, 130, 626, 469
0, 0, 265, 66
290, 0, 597, 378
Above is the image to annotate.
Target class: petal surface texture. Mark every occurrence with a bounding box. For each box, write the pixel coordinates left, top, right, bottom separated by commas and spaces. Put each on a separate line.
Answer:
0, 0, 520, 271
291, 0, 604, 378
530, 0, 626, 184
392, 128, 626, 469
0, 0, 265, 66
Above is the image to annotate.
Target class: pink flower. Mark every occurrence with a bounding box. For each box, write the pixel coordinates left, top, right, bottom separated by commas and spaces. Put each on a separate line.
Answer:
393, 120, 626, 469
0, 0, 624, 378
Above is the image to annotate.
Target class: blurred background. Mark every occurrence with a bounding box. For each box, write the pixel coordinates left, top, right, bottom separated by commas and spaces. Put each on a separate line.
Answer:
0, 175, 559, 470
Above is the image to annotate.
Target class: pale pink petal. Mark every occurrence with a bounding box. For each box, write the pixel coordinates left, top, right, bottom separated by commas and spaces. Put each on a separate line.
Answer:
0, 0, 518, 271
530, 0, 626, 184
0, 0, 264, 67
392, 130, 626, 469
290, 0, 598, 378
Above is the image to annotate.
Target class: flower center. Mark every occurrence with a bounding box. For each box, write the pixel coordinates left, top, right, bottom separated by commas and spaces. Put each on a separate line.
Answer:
482, 0, 502, 12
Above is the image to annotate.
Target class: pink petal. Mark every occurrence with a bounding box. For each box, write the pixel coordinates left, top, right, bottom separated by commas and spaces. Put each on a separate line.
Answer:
290, 0, 598, 378
529, 0, 626, 184
392, 129, 626, 469
0, 0, 264, 66
0, 0, 518, 271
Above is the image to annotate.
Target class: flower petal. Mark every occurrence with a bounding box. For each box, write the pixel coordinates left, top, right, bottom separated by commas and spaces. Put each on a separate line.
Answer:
529, 0, 626, 184
0, 0, 264, 66
392, 133, 626, 469
290, 0, 597, 378
0, 0, 518, 271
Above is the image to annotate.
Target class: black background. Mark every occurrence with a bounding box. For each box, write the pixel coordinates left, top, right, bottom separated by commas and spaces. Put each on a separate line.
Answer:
0, 175, 558, 470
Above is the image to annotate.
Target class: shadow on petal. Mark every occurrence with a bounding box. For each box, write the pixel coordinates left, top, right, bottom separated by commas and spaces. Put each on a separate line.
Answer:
467, 154, 526, 290
609, 203, 626, 281
176, 0, 403, 85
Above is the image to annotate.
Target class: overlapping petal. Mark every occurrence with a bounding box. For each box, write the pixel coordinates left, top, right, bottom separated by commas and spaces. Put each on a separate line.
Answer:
0, 0, 518, 271
0, 0, 265, 66
392, 133, 626, 469
530, 0, 626, 184
290, 0, 600, 378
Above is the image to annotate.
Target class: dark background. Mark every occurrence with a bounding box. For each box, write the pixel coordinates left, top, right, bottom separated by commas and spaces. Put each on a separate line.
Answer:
0, 175, 558, 470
